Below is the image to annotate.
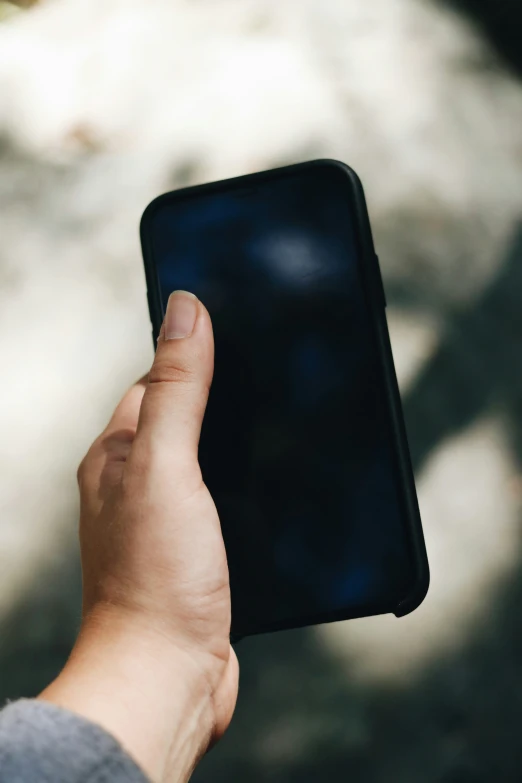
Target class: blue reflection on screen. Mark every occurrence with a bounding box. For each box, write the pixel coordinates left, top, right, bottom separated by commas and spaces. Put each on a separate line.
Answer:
150, 164, 412, 632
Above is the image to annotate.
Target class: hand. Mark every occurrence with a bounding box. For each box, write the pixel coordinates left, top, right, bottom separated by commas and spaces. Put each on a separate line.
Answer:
40, 291, 239, 783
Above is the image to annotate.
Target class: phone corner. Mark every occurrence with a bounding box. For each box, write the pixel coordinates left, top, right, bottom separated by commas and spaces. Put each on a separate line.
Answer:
393, 564, 430, 618
139, 191, 170, 240
230, 633, 243, 645
313, 158, 364, 186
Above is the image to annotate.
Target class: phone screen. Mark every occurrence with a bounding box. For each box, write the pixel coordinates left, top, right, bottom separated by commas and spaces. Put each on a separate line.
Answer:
148, 163, 414, 634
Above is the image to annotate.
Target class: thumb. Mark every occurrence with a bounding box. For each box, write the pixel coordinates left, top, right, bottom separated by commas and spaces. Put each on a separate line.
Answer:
133, 291, 214, 463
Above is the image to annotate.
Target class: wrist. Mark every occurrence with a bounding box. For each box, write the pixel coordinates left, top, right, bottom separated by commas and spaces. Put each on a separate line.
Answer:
39, 605, 215, 783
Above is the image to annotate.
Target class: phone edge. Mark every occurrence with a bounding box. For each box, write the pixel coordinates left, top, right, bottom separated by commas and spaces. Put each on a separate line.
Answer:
139, 158, 430, 634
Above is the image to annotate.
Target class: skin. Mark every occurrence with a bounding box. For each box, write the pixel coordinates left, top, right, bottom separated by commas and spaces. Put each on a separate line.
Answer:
39, 291, 239, 783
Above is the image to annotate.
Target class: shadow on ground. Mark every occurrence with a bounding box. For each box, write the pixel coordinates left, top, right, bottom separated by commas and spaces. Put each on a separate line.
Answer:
443, 0, 522, 76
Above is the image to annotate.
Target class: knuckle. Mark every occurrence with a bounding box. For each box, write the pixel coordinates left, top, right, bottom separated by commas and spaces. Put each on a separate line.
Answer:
76, 449, 92, 488
76, 438, 102, 489
148, 355, 196, 387
76, 458, 85, 486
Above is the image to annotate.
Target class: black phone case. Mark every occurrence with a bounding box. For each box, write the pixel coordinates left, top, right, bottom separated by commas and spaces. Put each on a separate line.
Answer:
140, 159, 429, 633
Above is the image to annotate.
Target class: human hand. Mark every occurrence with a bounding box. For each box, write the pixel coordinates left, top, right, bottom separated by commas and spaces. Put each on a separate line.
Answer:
40, 291, 238, 783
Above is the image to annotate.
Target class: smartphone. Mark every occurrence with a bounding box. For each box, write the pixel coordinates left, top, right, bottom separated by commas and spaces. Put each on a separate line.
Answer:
140, 159, 429, 638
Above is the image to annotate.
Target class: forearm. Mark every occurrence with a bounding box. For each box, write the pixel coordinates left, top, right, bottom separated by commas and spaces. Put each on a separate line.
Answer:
39, 608, 214, 783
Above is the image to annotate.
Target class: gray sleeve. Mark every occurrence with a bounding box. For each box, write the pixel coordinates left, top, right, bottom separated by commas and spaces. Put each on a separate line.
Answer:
0, 699, 150, 783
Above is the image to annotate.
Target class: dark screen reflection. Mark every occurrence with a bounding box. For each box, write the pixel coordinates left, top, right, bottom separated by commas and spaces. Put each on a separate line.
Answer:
151, 165, 413, 634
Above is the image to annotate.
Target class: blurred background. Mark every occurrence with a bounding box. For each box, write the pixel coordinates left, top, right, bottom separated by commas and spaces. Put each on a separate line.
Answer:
1, 0, 522, 780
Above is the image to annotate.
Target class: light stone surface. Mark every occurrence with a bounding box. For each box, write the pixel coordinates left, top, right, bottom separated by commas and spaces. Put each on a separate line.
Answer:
0, 1, 521, 780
